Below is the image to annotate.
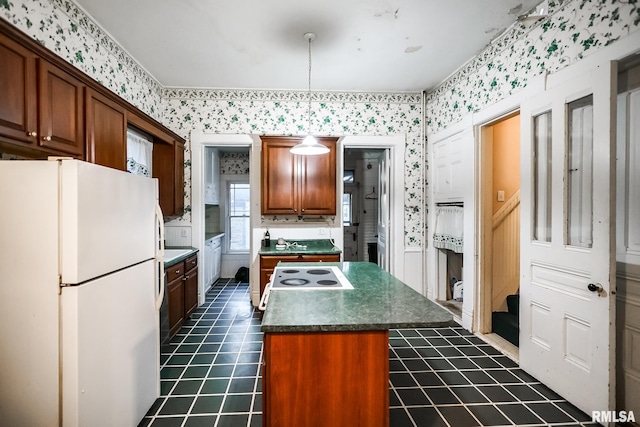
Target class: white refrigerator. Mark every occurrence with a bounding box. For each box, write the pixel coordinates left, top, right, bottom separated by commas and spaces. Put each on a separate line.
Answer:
0, 159, 165, 426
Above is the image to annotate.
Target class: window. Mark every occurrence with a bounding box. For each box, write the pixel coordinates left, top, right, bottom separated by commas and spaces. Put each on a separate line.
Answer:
533, 111, 552, 242
343, 170, 355, 183
343, 193, 352, 226
228, 182, 250, 252
566, 95, 593, 248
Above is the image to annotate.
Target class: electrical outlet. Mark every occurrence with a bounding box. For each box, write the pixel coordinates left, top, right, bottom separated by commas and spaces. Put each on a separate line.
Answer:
181, 228, 188, 237
497, 190, 505, 202
318, 228, 326, 235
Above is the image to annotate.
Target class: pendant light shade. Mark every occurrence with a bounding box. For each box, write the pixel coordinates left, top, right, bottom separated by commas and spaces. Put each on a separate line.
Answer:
290, 135, 330, 155
291, 32, 329, 156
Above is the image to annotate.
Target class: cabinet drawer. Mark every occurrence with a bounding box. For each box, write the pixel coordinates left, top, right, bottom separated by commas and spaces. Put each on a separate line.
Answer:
166, 262, 184, 282
260, 255, 301, 269
185, 254, 198, 272
301, 254, 340, 263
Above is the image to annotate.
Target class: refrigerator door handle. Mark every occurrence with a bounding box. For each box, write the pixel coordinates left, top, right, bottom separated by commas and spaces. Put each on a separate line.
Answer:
155, 203, 165, 311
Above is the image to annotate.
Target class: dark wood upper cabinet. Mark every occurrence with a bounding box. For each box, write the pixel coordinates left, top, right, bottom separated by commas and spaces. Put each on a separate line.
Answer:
37, 60, 84, 156
0, 32, 37, 147
0, 32, 84, 157
299, 141, 337, 215
261, 138, 298, 215
0, 21, 186, 220
174, 141, 185, 215
153, 139, 185, 218
85, 89, 127, 170
261, 136, 337, 216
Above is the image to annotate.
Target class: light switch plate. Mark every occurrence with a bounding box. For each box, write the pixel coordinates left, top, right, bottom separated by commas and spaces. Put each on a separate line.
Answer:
497, 190, 505, 202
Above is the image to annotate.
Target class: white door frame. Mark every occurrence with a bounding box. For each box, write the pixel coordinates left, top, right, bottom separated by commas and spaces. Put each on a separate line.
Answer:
476, 110, 521, 335
190, 131, 258, 305
341, 135, 406, 283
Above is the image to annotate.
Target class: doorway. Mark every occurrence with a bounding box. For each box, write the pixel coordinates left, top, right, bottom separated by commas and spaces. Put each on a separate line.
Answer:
478, 112, 521, 352
342, 148, 385, 263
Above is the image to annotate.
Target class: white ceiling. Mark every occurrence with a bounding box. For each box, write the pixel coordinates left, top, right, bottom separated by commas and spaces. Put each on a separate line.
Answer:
73, 0, 541, 92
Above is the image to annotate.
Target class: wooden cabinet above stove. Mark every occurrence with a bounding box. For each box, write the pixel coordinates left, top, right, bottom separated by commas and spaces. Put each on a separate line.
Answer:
261, 136, 337, 216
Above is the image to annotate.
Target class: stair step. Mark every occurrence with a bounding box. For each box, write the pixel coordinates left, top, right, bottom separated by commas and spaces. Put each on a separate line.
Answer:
492, 311, 519, 347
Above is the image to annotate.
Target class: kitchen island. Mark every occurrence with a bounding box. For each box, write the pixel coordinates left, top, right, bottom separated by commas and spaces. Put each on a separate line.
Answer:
261, 262, 454, 427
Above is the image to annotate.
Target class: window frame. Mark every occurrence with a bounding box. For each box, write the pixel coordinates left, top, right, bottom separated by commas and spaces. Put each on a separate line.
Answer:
226, 179, 251, 254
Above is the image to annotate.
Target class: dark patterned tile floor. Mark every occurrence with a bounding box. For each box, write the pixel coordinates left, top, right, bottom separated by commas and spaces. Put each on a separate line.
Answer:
139, 279, 599, 427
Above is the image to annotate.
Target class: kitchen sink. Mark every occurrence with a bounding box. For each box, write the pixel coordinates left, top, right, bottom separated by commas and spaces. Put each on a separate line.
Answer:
163, 248, 193, 263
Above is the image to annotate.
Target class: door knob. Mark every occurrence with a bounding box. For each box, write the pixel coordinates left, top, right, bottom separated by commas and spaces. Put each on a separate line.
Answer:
587, 283, 603, 293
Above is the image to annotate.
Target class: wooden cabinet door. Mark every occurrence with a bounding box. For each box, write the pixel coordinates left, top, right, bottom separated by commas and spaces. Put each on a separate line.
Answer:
299, 138, 337, 215
85, 89, 127, 170
37, 60, 84, 156
261, 138, 298, 215
167, 276, 184, 338
184, 266, 198, 319
0, 33, 37, 146
153, 139, 184, 218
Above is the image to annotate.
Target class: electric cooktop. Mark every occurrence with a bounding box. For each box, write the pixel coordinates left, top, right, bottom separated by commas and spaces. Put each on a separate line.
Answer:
271, 266, 354, 290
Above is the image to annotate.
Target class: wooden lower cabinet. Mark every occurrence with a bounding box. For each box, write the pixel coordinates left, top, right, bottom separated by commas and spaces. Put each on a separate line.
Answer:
166, 254, 198, 339
259, 254, 340, 296
166, 261, 185, 338
263, 330, 389, 427
184, 255, 198, 319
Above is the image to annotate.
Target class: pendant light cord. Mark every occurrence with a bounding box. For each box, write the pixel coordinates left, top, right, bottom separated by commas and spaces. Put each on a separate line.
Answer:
307, 34, 313, 135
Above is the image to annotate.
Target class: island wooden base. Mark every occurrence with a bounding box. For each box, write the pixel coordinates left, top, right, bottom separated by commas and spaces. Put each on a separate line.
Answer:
263, 330, 389, 427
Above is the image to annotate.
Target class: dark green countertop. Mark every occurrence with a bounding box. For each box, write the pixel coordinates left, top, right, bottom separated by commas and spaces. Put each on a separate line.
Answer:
258, 239, 341, 256
261, 262, 454, 333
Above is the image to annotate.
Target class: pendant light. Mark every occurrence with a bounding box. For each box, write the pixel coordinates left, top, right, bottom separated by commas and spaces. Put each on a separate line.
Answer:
290, 32, 330, 156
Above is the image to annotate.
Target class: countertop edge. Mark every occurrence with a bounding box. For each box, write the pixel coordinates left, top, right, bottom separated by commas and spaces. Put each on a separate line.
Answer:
261, 319, 457, 333
163, 247, 198, 268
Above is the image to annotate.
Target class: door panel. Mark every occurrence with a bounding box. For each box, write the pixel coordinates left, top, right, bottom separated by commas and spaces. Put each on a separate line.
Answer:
377, 150, 390, 270
59, 160, 157, 284
60, 260, 158, 427
520, 63, 616, 414
38, 60, 84, 155
0, 33, 37, 145
85, 88, 127, 170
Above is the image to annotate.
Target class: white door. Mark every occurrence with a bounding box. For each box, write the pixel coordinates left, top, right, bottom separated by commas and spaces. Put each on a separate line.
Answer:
520, 63, 616, 414
377, 150, 391, 270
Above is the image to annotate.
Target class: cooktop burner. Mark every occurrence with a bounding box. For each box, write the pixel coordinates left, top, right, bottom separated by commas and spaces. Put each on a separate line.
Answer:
271, 266, 353, 290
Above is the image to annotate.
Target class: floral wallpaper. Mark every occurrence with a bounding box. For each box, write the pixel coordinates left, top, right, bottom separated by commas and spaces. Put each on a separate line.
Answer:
426, 0, 640, 134
10, 0, 637, 248
220, 152, 250, 175
161, 90, 425, 246
0, 0, 426, 248
0, 0, 162, 120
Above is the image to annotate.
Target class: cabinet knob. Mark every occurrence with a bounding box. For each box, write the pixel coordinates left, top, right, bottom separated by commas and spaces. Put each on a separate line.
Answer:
27, 131, 37, 137
42, 135, 52, 142
301, 209, 305, 212
175, 270, 180, 274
